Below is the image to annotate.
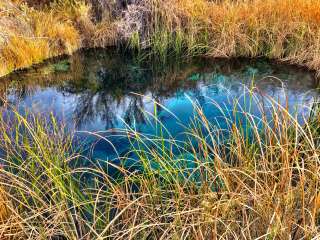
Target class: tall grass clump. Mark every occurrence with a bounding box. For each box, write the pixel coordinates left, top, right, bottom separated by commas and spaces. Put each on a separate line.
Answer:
0, 0, 82, 76
125, 0, 320, 72
87, 0, 320, 74
0, 88, 320, 239
3, 0, 320, 76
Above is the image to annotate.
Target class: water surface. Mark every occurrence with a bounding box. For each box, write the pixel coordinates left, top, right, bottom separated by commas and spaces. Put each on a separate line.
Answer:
0, 49, 318, 164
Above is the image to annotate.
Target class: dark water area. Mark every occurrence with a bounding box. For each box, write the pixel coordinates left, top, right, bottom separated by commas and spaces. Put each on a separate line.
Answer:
0, 49, 319, 167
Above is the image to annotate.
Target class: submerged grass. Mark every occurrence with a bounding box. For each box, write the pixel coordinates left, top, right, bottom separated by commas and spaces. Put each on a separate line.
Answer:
0, 88, 319, 239
3, 0, 320, 76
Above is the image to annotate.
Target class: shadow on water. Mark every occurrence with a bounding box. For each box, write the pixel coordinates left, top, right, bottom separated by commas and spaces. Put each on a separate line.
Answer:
0, 48, 319, 173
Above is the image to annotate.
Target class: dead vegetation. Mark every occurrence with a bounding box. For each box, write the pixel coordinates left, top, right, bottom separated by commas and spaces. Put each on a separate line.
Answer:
2, 0, 320, 77
0, 91, 320, 239
0, 0, 80, 76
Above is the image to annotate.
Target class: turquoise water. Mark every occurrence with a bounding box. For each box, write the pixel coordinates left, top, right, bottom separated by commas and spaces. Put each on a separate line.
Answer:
0, 49, 319, 168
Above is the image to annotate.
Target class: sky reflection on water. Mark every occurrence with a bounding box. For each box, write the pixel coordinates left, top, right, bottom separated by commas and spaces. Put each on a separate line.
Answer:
0, 49, 319, 165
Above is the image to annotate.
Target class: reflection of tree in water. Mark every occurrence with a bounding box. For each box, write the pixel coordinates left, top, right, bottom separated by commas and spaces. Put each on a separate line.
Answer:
73, 90, 146, 129
0, 49, 317, 130
49, 50, 205, 129
74, 92, 119, 129
58, 53, 153, 129
123, 97, 146, 127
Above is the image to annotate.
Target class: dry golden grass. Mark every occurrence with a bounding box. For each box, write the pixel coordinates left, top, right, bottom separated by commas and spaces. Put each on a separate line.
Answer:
0, 0, 81, 76
1, 1, 320, 239
3, 0, 320, 77
0, 91, 319, 239
149, 0, 320, 73
0, 187, 10, 224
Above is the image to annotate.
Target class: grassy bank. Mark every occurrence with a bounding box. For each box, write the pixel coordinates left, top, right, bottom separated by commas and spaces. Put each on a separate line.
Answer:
0, 90, 320, 239
2, 0, 320, 77
1, 1, 320, 239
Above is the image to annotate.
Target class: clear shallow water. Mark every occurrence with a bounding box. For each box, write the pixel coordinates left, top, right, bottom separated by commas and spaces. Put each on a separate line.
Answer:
0, 49, 319, 166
